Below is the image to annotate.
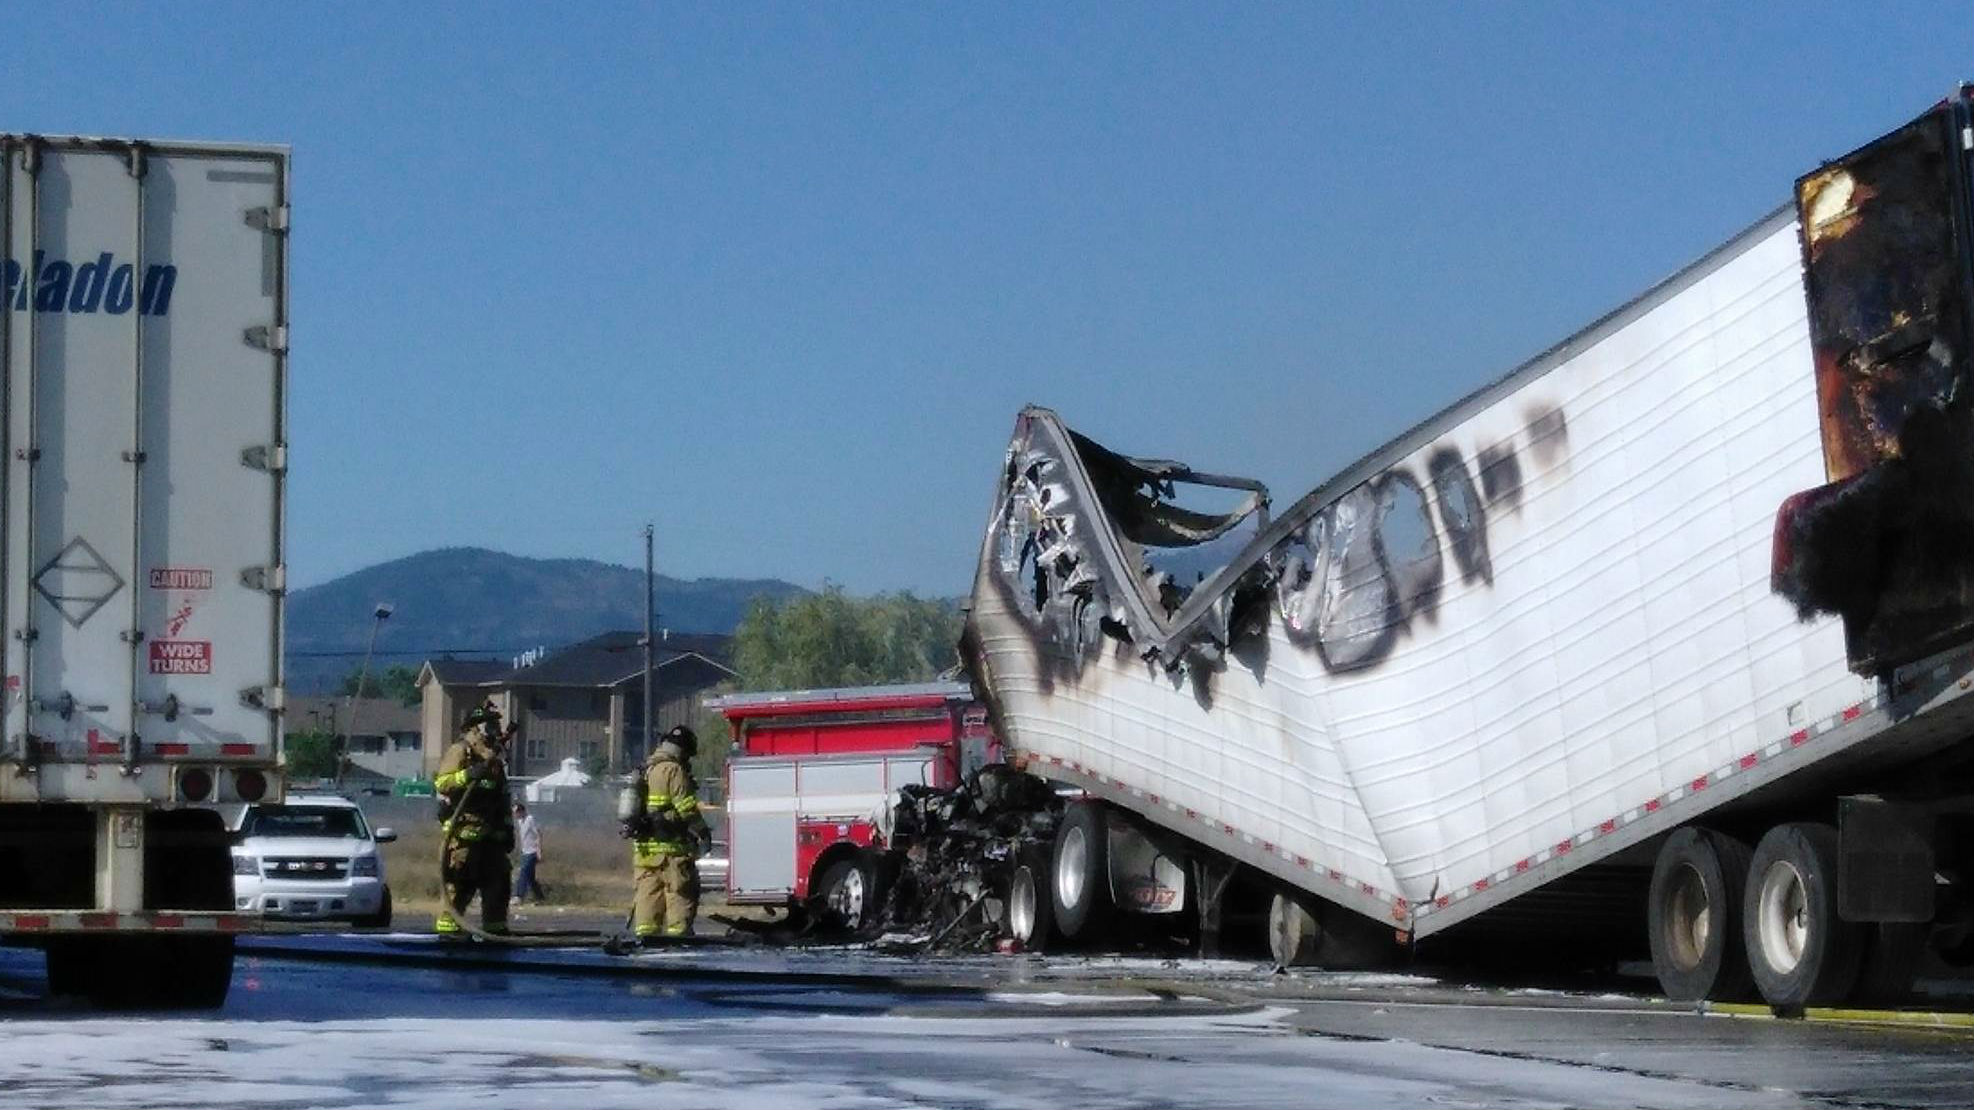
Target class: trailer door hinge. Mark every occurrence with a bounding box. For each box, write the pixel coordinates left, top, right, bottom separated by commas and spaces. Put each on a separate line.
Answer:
240, 564, 286, 594
245, 205, 290, 234
241, 444, 289, 473
244, 325, 288, 353
241, 685, 286, 713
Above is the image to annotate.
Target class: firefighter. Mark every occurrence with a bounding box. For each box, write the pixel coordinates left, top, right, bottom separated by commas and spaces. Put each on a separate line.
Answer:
432, 699, 517, 938
626, 724, 712, 942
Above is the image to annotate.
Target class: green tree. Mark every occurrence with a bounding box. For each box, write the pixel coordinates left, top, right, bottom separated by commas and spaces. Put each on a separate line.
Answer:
699, 589, 962, 789
690, 685, 739, 789
286, 728, 340, 780
731, 587, 962, 692
339, 664, 421, 706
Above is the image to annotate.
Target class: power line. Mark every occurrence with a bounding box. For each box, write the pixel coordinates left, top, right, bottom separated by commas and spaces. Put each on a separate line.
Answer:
286, 647, 530, 659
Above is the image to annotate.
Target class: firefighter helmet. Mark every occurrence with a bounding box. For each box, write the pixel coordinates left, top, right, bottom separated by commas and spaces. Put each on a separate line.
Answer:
661, 725, 698, 760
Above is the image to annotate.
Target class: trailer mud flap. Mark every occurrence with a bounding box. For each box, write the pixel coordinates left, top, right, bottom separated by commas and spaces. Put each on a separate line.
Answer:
1107, 817, 1187, 915
1839, 795, 1936, 923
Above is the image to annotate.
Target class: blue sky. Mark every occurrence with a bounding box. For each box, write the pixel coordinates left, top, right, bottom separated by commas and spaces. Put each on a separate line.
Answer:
9, 4, 1972, 597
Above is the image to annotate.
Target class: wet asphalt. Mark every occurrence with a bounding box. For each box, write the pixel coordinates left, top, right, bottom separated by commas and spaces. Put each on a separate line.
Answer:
1, 934, 1971, 1108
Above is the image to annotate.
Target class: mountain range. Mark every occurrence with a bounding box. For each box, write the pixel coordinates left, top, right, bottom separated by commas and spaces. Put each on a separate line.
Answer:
285, 547, 807, 694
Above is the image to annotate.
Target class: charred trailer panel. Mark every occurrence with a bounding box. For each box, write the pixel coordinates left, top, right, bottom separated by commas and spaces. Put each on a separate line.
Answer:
1773, 92, 1974, 675
964, 89, 1974, 1004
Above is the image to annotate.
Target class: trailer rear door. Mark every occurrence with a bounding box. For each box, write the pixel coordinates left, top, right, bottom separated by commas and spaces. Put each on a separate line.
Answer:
2, 138, 287, 789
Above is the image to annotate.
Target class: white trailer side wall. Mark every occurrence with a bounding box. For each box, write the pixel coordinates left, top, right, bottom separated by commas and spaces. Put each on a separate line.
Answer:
969, 213, 1876, 929
1320, 218, 1867, 900
2, 138, 286, 796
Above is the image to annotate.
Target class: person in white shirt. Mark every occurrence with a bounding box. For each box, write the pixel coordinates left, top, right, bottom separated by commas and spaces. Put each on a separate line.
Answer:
513, 802, 549, 904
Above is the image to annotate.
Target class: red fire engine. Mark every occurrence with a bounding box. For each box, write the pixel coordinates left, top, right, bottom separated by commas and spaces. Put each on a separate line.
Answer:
709, 682, 994, 924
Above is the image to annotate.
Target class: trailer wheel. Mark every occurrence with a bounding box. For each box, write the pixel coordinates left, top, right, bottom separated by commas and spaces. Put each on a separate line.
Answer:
1051, 802, 1110, 941
1008, 861, 1053, 951
817, 853, 877, 930
1646, 827, 1754, 1002
1744, 822, 1863, 1009
1268, 892, 1400, 969
156, 936, 235, 1009
47, 936, 233, 1009
44, 939, 95, 998
1268, 893, 1319, 967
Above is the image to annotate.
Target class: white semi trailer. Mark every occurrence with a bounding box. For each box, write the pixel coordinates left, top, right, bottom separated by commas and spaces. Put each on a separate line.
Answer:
0, 134, 289, 1006
963, 89, 1974, 1009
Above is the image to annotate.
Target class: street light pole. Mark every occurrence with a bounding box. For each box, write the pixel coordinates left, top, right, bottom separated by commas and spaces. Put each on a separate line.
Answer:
642, 524, 655, 775
340, 603, 394, 790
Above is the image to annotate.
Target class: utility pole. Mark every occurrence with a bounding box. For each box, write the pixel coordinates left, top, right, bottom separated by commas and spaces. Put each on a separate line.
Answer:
340, 603, 393, 790
642, 523, 655, 774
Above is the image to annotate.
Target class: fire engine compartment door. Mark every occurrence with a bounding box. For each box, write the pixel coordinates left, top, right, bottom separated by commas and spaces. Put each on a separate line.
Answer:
727, 761, 797, 897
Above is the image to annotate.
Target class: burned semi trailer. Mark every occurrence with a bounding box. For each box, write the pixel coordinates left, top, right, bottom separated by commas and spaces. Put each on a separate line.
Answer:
961, 90, 1974, 1007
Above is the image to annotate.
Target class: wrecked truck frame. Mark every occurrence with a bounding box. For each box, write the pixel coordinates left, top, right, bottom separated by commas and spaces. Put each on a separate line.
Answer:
959, 89, 1974, 1000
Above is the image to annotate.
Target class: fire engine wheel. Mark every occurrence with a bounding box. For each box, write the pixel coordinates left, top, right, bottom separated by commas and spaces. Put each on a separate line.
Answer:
1008, 861, 1054, 951
1646, 827, 1754, 1002
1744, 822, 1863, 1009
1051, 802, 1111, 941
818, 854, 877, 930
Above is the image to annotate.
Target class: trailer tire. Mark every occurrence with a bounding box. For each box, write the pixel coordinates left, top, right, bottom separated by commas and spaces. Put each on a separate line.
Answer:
1008, 861, 1053, 951
817, 853, 878, 930
1744, 823, 1863, 1009
44, 939, 95, 998
156, 936, 235, 1009
1647, 827, 1754, 1002
1267, 891, 1397, 969
1051, 802, 1110, 941
1268, 893, 1319, 967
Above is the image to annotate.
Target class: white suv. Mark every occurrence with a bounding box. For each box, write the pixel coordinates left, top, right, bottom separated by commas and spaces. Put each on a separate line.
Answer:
231, 794, 395, 927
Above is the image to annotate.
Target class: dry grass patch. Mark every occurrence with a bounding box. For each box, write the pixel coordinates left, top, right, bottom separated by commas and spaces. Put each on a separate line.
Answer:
380, 818, 639, 910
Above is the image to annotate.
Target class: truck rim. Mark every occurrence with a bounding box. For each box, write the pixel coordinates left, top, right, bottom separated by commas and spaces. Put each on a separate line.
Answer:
829, 866, 866, 923
1756, 859, 1810, 973
1010, 868, 1038, 943
1057, 825, 1089, 910
1666, 862, 1711, 971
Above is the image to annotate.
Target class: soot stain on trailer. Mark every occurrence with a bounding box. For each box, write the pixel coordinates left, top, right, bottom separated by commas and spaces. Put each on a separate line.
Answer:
1427, 448, 1491, 586
1525, 405, 1569, 466
984, 406, 1568, 690
1477, 441, 1523, 513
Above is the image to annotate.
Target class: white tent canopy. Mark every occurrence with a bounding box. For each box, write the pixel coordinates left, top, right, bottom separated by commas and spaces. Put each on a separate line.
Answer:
524, 757, 592, 803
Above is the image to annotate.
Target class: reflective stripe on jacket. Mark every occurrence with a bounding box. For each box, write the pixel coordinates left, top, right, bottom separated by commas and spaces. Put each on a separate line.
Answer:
632, 754, 704, 867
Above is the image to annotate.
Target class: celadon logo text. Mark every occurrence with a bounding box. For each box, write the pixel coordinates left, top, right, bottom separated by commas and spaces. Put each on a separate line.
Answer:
3, 251, 177, 316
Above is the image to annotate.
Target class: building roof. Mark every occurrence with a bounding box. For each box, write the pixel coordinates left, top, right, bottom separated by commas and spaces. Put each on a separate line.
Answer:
420, 658, 507, 686
420, 632, 737, 692
289, 695, 422, 736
